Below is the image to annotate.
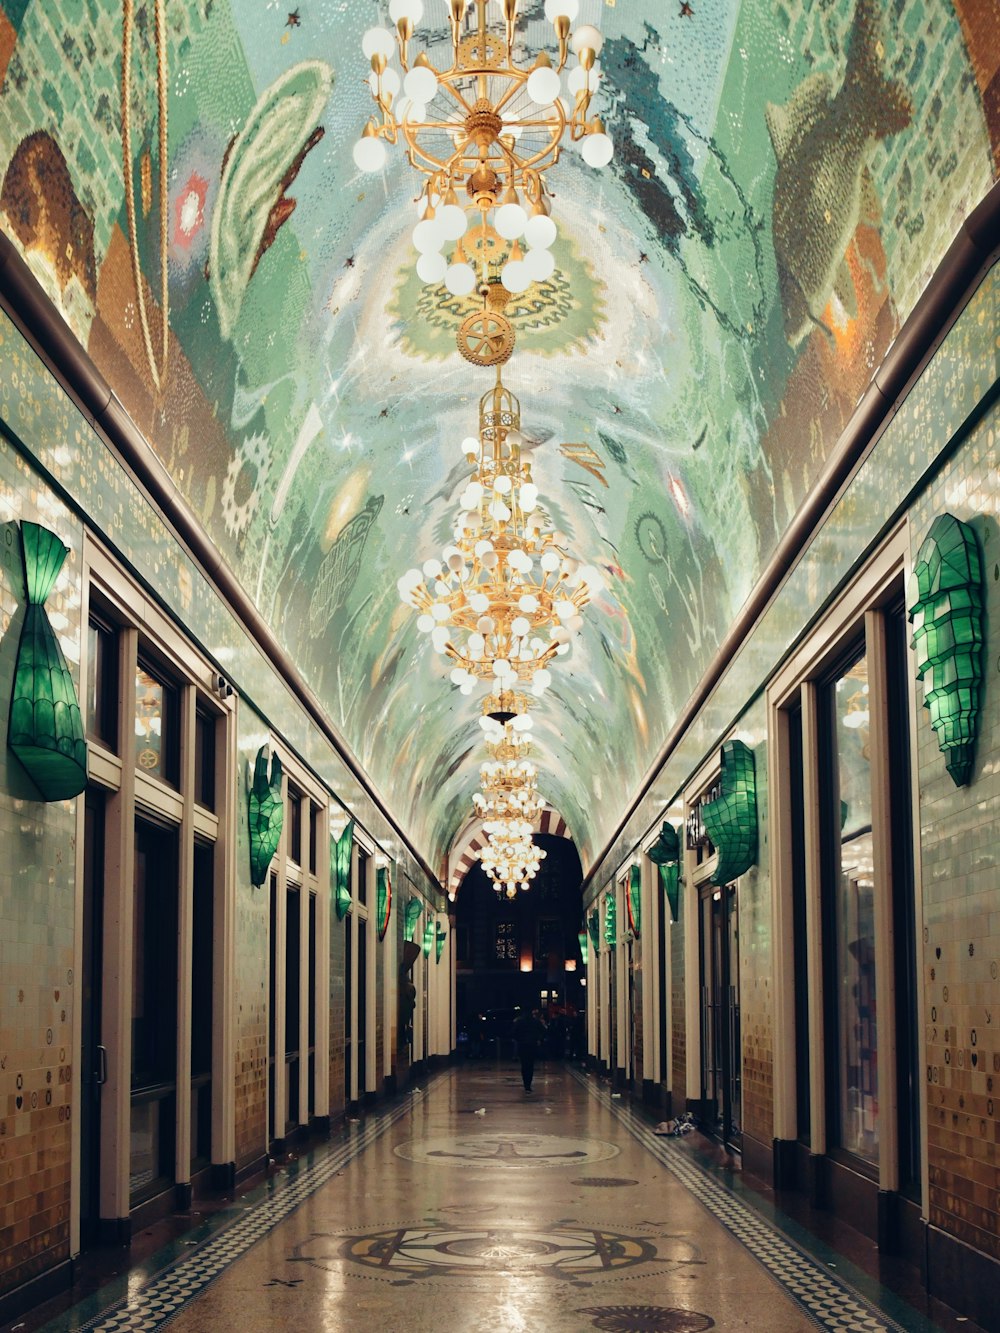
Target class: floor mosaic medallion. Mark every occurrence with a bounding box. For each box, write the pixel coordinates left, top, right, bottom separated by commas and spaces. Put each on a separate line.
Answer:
394, 1131, 620, 1169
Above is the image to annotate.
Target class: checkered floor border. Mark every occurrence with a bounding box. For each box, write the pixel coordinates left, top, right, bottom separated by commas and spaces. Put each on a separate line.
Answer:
57, 1085, 434, 1333
571, 1071, 910, 1333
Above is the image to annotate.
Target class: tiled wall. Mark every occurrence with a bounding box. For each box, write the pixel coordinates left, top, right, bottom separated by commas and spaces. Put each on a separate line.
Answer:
911, 404, 1000, 1263
0, 455, 81, 1291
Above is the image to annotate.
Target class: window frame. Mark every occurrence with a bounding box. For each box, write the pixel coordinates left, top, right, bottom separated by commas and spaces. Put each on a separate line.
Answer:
766, 522, 927, 1207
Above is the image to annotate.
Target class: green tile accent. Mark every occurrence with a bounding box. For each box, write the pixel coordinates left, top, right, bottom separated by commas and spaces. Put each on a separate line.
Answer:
333, 818, 354, 920
702, 739, 757, 886
7, 522, 86, 801
247, 746, 283, 885
908, 512, 985, 786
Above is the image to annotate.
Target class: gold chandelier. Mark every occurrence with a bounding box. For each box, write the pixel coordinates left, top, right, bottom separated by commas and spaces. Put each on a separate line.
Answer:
479, 817, 546, 897
353, 0, 613, 301
397, 370, 602, 692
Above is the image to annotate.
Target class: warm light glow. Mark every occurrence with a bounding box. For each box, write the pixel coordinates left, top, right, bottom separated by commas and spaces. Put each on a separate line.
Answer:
354, 0, 613, 291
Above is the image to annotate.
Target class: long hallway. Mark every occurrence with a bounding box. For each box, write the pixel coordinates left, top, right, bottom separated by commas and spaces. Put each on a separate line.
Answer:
21, 1067, 977, 1333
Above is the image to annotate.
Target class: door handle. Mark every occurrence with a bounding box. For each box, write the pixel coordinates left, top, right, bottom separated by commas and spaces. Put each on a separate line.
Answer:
96, 1045, 108, 1086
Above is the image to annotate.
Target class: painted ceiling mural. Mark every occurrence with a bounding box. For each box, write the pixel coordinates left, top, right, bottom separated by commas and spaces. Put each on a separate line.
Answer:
0, 0, 996, 869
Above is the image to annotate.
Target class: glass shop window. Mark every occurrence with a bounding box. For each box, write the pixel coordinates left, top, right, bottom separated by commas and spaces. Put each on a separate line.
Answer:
194, 707, 216, 810
309, 802, 320, 876
134, 658, 180, 787
357, 846, 369, 905
288, 784, 303, 866
822, 645, 878, 1170
86, 612, 119, 750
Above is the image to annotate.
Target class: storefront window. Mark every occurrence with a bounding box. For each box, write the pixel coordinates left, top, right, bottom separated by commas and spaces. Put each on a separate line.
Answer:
829, 650, 878, 1167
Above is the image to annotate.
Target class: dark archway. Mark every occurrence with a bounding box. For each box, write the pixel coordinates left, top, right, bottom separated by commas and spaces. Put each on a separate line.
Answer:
453, 834, 586, 1059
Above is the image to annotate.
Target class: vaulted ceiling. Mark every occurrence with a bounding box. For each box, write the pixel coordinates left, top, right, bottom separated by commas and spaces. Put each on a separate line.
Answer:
0, 0, 996, 869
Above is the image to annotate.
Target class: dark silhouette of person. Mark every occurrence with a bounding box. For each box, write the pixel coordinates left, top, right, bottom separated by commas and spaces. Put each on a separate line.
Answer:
514, 1009, 547, 1092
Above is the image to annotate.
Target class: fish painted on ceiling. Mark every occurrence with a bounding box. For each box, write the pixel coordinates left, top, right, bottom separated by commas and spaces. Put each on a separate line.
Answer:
209, 61, 333, 340
766, 0, 911, 347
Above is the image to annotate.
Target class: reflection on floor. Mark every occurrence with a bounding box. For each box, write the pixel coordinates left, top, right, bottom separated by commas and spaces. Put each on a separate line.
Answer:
21, 1067, 982, 1333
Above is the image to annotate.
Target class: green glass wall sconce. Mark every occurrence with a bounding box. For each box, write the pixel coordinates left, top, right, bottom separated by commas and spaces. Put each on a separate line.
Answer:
422, 918, 435, 958
587, 908, 600, 953
333, 818, 354, 920
248, 746, 284, 886
577, 928, 588, 967
8, 522, 87, 801
376, 864, 392, 940
435, 920, 447, 963
626, 864, 641, 937
405, 895, 423, 942
604, 892, 617, 948
647, 820, 681, 922
702, 738, 757, 886
908, 512, 984, 786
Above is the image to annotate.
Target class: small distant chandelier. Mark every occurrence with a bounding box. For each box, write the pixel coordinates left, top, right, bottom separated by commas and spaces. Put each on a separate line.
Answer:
473, 714, 545, 819
397, 371, 602, 692
479, 818, 546, 897
353, 0, 613, 299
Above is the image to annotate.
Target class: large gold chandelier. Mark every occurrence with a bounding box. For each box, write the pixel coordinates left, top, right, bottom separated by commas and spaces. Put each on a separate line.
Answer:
397, 371, 602, 693
353, 0, 613, 298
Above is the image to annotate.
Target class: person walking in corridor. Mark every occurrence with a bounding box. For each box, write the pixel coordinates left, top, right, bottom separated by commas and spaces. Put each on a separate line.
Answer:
514, 1008, 547, 1093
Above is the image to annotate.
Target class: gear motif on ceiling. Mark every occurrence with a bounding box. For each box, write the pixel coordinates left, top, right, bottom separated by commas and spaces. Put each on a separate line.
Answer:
457, 309, 515, 366
635, 511, 668, 564
221, 430, 270, 543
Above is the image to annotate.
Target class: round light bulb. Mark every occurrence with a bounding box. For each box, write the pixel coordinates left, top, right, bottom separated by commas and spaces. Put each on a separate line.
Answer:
462, 436, 479, 456
501, 260, 530, 293
581, 131, 614, 168
353, 136, 387, 172
477, 616, 495, 634
511, 616, 530, 638
368, 66, 401, 97
544, 0, 579, 19
526, 65, 562, 106
416, 614, 434, 633
395, 96, 426, 124
540, 551, 560, 573
519, 482, 538, 511
524, 247, 555, 283
518, 594, 539, 613
437, 203, 468, 241
494, 202, 528, 240
571, 23, 604, 56
523, 214, 557, 250
416, 251, 447, 284
389, 0, 423, 22
362, 27, 396, 59
445, 262, 476, 296
494, 474, 513, 494
534, 668, 551, 690
412, 217, 445, 253
404, 64, 437, 105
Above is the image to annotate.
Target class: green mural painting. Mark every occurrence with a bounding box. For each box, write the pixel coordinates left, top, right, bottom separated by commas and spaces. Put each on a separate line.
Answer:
0, 0, 995, 871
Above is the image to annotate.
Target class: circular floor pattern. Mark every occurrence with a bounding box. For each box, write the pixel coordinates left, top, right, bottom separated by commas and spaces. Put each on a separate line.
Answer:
395, 1131, 620, 1170
579, 1307, 715, 1332
294, 1225, 658, 1283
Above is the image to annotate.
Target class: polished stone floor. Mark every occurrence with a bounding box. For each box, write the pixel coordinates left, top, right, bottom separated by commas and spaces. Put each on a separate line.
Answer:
20, 1067, 982, 1333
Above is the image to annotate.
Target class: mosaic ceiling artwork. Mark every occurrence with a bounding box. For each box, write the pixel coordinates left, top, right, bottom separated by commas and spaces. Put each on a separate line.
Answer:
0, 0, 996, 869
